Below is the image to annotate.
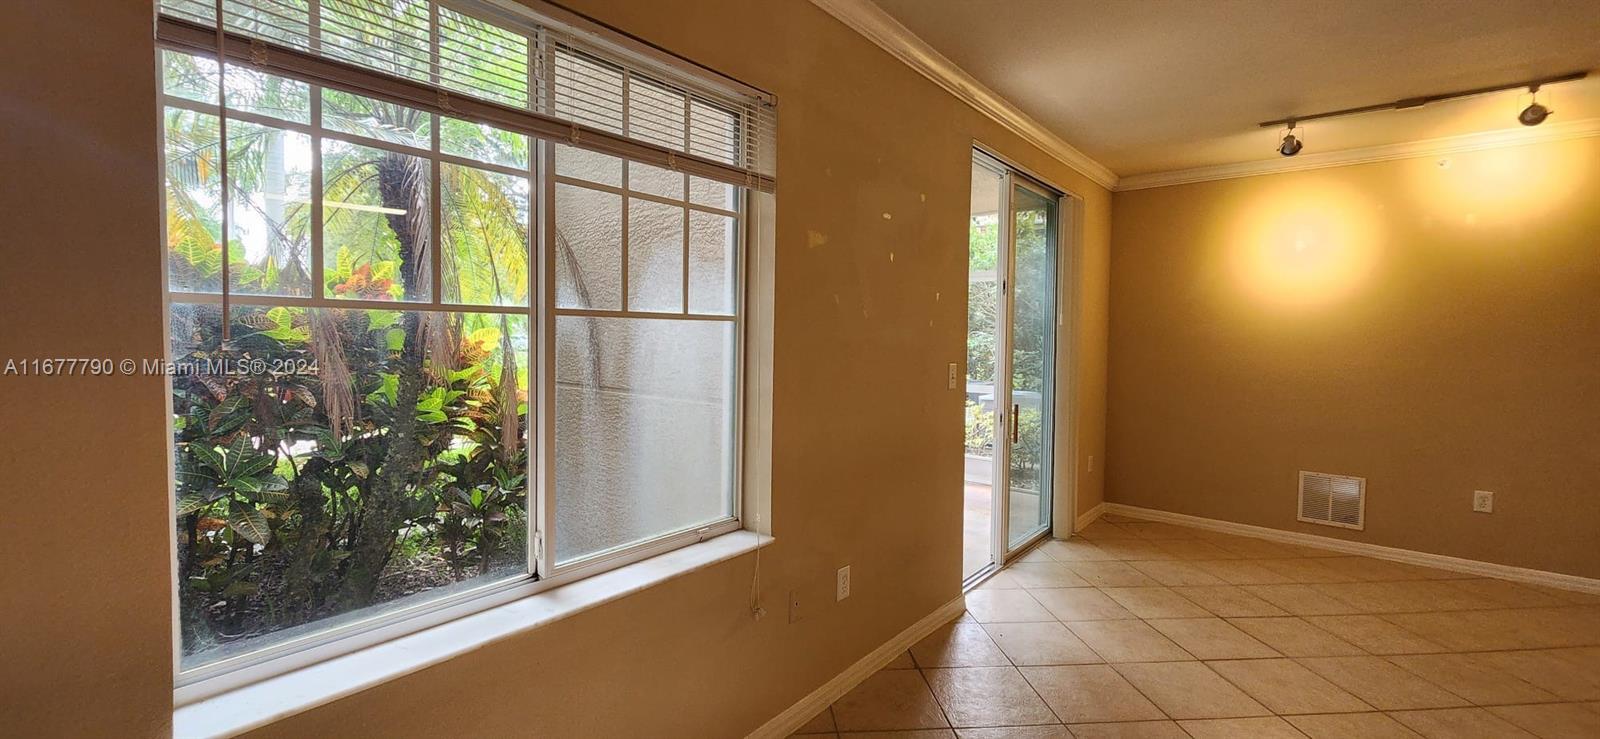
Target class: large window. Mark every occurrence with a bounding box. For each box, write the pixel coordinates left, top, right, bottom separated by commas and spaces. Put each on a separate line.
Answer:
158, 0, 771, 689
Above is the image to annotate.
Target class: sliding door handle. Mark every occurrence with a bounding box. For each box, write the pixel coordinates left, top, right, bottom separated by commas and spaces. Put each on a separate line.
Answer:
1010, 404, 1020, 444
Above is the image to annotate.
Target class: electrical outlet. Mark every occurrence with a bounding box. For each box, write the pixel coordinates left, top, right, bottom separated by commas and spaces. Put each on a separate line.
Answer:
836, 565, 851, 601
947, 363, 958, 390
788, 589, 803, 623
1473, 490, 1495, 513
1088, 455, 1096, 474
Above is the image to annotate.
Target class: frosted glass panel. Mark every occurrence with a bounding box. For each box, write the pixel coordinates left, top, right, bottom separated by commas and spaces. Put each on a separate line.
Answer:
688, 211, 736, 315
627, 199, 685, 312
554, 316, 735, 563
554, 183, 622, 309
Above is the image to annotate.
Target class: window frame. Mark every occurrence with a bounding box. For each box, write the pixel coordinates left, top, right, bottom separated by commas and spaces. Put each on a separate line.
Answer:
156, 2, 765, 702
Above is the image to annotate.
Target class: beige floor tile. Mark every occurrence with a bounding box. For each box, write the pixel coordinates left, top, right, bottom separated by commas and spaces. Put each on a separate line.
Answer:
1186, 560, 1296, 586
912, 622, 1013, 668
1303, 615, 1445, 654
1038, 539, 1116, 562
1060, 561, 1160, 587
924, 667, 1058, 728
1153, 539, 1239, 560
1446, 578, 1572, 608
1092, 539, 1179, 562
1177, 716, 1305, 738
1228, 617, 1364, 657
1128, 560, 1226, 586
1488, 703, 1600, 739
1241, 584, 1359, 615
840, 731, 956, 739
1062, 721, 1187, 739
1256, 558, 1352, 584
1030, 588, 1136, 621
956, 726, 1073, 739
1285, 712, 1422, 738
965, 589, 1056, 624
1145, 618, 1280, 659
1172, 585, 1289, 617
1279, 544, 1346, 558
1317, 581, 1496, 613
1077, 521, 1138, 541
1067, 620, 1194, 662
1472, 648, 1600, 701
1119, 522, 1201, 540
794, 707, 836, 734
1209, 538, 1301, 559
1296, 656, 1470, 710
1382, 609, 1547, 651
1007, 562, 1092, 589
886, 651, 917, 669
1388, 707, 1537, 738
1100, 587, 1212, 618
1019, 665, 1165, 723
1016, 549, 1056, 565
1113, 661, 1270, 719
1208, 658, 1372, 714
1314, 556, 1438, 583
983, 622, 1102, 666
831, 669, 951, 732
1529, 584, 1600, 605
1386, 653, 1558, 705
976, 571, 1023, 590
928, 534, 1600, 739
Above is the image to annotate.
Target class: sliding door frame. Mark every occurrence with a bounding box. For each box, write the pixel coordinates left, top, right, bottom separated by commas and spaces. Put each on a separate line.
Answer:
971, 143, 1081, 572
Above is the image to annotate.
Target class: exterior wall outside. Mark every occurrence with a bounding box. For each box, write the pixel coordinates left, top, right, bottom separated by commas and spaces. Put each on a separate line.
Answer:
0, 0, 1111, 736
1107, 138, 1600, 578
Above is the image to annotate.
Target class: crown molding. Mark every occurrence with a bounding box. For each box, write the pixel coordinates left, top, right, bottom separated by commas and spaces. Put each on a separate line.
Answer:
1117, 116, 1600, 191
810, 0, 1120, 190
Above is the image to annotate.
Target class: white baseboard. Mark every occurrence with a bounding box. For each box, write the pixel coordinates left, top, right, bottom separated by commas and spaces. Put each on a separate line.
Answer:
1103, 503, 1600, 595
1074, 502, 1105, 533
747, 595, 966, 738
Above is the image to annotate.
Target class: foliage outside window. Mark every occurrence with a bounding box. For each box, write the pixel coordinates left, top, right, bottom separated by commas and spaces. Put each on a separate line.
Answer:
964, 210, 1050, 483
164, 49, 534, 668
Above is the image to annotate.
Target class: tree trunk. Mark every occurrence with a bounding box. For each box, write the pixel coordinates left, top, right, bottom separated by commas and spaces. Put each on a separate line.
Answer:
279, 457, 330, 621
338, 152, 431, 606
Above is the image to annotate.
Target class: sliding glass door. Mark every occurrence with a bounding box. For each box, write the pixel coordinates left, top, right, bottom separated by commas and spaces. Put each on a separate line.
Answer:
964, 151, 1059, 583
1004, 180, 1057, 549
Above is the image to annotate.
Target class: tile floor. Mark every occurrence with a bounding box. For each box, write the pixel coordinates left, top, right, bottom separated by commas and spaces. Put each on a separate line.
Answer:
793, 514, 1600, 738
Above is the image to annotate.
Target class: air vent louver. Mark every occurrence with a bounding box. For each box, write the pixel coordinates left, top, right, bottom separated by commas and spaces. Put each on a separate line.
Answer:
1298, 471, 1365, 530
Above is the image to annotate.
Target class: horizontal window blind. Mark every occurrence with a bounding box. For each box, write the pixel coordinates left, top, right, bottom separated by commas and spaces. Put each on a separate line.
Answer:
157, 0, 776, 192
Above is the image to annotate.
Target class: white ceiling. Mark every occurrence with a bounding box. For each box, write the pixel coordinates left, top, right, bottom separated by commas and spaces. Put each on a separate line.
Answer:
869, 0, 1600, 177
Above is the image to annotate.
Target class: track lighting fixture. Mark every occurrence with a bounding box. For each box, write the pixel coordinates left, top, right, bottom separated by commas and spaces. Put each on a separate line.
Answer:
1519, 85, 1551, 126
1278, 122, 1303, 157
1258, 71, 1587, 150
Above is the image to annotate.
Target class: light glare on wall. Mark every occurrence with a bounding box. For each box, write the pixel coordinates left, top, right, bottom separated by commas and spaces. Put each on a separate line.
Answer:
1409, 141, 1590, 227
1228, 180, 1380, 308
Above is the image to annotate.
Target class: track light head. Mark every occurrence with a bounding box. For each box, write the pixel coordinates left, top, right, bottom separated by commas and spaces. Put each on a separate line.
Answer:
1519, 102, 1550, 126
1519, 85, 1552, 126
1278, 124, 1303, 157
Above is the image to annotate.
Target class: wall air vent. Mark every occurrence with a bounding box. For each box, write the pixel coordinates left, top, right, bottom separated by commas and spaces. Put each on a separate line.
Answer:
1297, 471, 1365, 530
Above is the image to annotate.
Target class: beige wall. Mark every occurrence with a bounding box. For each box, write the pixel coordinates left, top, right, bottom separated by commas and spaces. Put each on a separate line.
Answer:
1107, 138, 1600, 578
0, 1, 1110, 736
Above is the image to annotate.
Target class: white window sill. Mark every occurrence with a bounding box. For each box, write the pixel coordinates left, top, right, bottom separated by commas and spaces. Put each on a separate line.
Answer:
174, 530, 773, 739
